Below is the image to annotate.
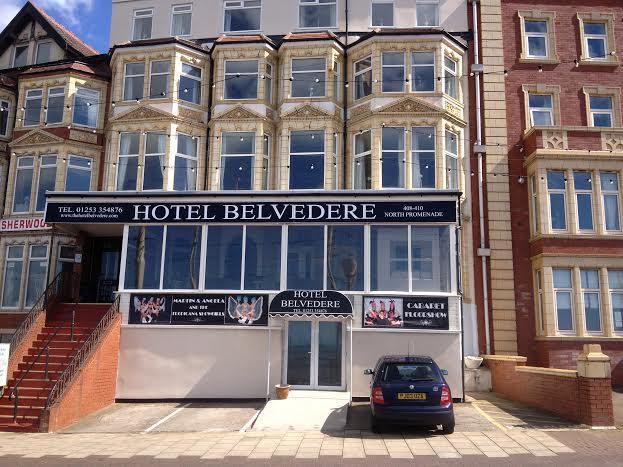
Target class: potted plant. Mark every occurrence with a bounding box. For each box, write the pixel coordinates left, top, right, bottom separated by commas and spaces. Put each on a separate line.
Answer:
275, 384, 290, 400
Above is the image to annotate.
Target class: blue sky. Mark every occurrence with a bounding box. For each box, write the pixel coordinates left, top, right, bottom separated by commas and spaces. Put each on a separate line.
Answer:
0, 0, 111, 53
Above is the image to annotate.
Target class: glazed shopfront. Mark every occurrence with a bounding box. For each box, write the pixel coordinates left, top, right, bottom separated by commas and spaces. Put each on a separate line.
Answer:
45, 191, 464, 400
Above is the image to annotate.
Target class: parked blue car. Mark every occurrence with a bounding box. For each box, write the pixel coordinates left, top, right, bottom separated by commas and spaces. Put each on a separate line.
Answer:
364, 355, 455, 433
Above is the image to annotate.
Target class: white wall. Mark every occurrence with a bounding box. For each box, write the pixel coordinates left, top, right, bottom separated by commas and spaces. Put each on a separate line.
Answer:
110, 0, 468, 46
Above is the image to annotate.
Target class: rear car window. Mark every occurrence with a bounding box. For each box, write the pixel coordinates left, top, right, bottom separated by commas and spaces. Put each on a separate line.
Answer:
381, 363, 438, 382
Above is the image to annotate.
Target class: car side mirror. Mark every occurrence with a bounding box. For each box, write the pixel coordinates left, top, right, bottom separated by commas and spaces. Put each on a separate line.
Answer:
441, 369, 449, 376
363, 369, 374, 375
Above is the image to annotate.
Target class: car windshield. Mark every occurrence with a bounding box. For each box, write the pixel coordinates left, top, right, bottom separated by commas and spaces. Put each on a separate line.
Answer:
382, 363, 438, 382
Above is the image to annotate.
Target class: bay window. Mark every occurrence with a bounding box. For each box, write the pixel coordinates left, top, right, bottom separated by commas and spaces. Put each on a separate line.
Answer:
412, 127, 435, 188
443, 56, 457, 99
553, 268, 574, 332
372, 1, 394, 27
354, 130, 372, 189
143, 133, 166, 190
289, 130, 324, 189
381, 127, 404, 188
132, 9, 153, 41
573, 171, 594, 231
221, 132, 255, 190
416, 0, 439, 27
287, 226, 324, 290
72, 87, 99, 128
25, 245, 48, 307
0, 100, 9, 137
382, 52, 404, 93
149, 61, 170, 99
244, 226, 281, 290
581, 269, 601, 333
224, 0, 261, 32
124, 63, 145, 101
299, 0, 337, 29
45, 87, 65, 124
36, 155, 57, 212
2, 246, 24, 307
163, 226, 201, 289
291, 58, 325, 98
327, 226, 365, 291
609, 270, 623, 332
117, 133, 140, 191
174, 134, 197, 191
601, 172, 621, 231
179, 64, 201, 104
171, 4, 192, 37
412, 52, 435, 92
445, 131, 458, 189
589, 95, 613, 127
65, 155, 92, 191
354, 57, 372, 100
13, 156, 34, 213
24, 89, 42, 127
547, 171, 567, 230
225, 60, 259, 99
205, 226, 243, 290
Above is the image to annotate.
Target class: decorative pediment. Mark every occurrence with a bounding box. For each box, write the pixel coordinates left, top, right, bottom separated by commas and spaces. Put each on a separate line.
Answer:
376, 97, 443, 115
110, 105, 173, 123
213, 106, 265, 121
281, 104, 334, 120
10, 129, 65, 147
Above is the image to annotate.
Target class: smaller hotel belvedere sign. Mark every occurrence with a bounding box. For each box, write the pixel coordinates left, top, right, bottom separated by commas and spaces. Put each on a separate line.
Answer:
46, 201, 456, 224
269, 290, 353, 317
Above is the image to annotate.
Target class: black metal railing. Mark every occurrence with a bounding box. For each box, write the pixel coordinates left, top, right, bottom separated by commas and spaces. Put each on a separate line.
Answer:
8, 272, 63, 360
45, 295, 121, 409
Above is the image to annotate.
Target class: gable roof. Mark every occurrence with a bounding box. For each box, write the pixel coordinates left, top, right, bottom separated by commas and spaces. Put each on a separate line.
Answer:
0, 1, 98, 63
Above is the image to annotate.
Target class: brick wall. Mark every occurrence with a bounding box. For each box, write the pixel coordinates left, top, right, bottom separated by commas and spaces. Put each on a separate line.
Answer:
5, 311, 46, 381
42, 314, 121, 432
485, 355, 615, 427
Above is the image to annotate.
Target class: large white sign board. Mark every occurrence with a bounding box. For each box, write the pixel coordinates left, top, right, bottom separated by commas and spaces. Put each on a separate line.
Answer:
0, 343, 9, 387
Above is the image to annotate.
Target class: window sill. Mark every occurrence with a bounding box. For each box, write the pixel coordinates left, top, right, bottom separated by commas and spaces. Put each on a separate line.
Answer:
519, 57, 560, 65
578, 58, 619, 67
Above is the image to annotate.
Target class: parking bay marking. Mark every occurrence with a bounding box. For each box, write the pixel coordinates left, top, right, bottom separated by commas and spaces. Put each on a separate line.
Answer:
142, 403, 191, 433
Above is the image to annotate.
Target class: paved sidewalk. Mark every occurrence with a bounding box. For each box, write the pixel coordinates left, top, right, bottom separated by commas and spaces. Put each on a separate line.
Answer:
0, 429, 574, 460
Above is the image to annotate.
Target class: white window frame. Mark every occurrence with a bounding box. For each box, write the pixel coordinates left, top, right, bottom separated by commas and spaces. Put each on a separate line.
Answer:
589, 95, 613, 128
371, 0, 394, 28
179, 63, 202, 104
609, 269, 623, 334
547, 170, 567, 231
0, 100, 10, 137
12, 44, 29, 68
171, 3, 193, 37
65, 155, 92, 191
298, 0, 338, 29
580, 269, 602, 334
117, 133, 140, 191
529, 175, 539, 234
353, 130, 372, 190
411, 51, 435, 93
45, 86, 65, 125
72, 87, 100, 128
381, 52, 405, 93
35, 41, 52, 65
143, 133, 167, 191
223, 0, 262, 33
584, 22, 609, 60
354, 56, 372, 100
411, 127, 436, 189
415, 0, 439, 27
445, 131, 458, 190
291, 57, 326, 98
443, 56, 458, 99
553, 268, 575, 334
224, 59, 259, 100
35, 155, 57, 213
132, 8, 153, 41
13, 156, 35, 213
265, 62, 273, 103
220, 131, 256, 190
535, 270, 545, 335
1, 245, 25, 309
262, 134, 270, 190
24, 89, 43, 127
174, 133, 198, 191
380, 127, 405, 188
601, 171, 621, 232
524, 20, 549, 58
123, 62, 145, 102
149, 60, 171, 99
573, 171, 594, 232
288, 130, 326, 190
528, 93, 553, 126
333, 59, 341, 101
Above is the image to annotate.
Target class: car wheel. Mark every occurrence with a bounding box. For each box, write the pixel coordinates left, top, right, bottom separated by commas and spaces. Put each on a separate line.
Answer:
441, 424, 455, 434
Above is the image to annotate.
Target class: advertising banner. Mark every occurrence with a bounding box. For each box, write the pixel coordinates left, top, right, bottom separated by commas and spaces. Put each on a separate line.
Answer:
129, 293, 268, 326
363, 296, 449, 330
269, 290, 353, 317
46, 201, 457, 224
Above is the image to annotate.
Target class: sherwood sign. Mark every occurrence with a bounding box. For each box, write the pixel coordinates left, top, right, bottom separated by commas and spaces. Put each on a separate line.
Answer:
46, 201, 456, 224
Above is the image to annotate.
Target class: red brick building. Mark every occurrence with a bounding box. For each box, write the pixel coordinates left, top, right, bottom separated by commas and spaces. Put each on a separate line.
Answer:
474, 0, 623, 385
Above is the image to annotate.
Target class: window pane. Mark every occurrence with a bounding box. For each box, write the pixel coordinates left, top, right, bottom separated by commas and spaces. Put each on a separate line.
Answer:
354, 131, 371, 189
603, 195, 620, 231
416, 4, 438, 26
24, 95, 41, 126
244, 226, 281, 290
412, 226, 451, 292
179, 75, 201, 104
25, 247, 48, 306
46, 90, 64, 124
205, 226, 242, 289
14, 46, 28, 67
0, 101, 9, 136
292, 58, 325, 97
411, 52, 434, 92
525, 20, 547, 33
590, 96, 612, 110
222, 156, 254, 190
382, 53, 404, 92
612, 293, 623, 332
576, 193, 593, 230
371, 226, 408, 291
327, 226, 364, 291
143, 133, 165, 190
65, 157, 91, 191
287, 226, 324, 289
587, 38, 606, 59
553, 268, 572, 288
225, 60, 258, 99
36, 42, 51, 64
2, 254, 23, 307
528, 36, 547, 57
13, 162, 33, 212
584, 292, 601, 332
125, 226, 163, 289
225, 3, 261, 31
547, 171, 565, 189
290, 131, 324, 189
412, 127, 435, 188
36, 164, 57, 211
150, 61, 170, 98
593, 113, 612, 127
580, 269, 599, 289
300, 2, 336, 28
372, 2, 393, 26
381, 127, 404, 188
549, 193, 566, 229
163, 226, 201, 289
584, 22, 606, 35
556, 291, 573, 331
172, 10, 192, 36
73, 89, 99, 127
173, 156, 196, 190
133, 16, 152, 40
529, 94, 552, 108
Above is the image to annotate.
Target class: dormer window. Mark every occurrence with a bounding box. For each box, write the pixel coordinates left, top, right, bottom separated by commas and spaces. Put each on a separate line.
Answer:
13, 45, 28, 67
224, 0, 261, 32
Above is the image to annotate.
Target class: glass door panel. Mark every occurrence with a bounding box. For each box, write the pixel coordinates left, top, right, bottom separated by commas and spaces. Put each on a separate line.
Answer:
317, 321, 342, 387
287, 321, 312, 386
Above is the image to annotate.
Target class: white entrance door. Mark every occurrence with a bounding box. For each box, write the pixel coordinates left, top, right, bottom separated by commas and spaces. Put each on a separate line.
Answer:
286, 320, 344, 390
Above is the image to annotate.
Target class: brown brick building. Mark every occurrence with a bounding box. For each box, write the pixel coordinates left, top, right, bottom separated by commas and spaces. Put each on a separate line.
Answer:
474, 0, 623, 385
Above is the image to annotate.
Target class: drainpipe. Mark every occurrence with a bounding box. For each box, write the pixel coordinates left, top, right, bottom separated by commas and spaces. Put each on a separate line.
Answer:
471, 0, 491, 355
204, 45, 215, 191
342, 0, 349, 189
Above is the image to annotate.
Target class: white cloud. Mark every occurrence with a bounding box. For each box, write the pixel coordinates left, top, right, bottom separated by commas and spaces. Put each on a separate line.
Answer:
38, 0, 94, 25
0, 1, 21, 30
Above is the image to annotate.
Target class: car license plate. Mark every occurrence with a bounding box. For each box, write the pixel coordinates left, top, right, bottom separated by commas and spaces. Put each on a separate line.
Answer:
397, 392, 427, 400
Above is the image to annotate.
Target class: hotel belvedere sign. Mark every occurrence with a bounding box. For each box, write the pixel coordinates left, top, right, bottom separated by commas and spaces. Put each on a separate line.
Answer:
269, 290, 353, 317
46, 201, 456, 224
